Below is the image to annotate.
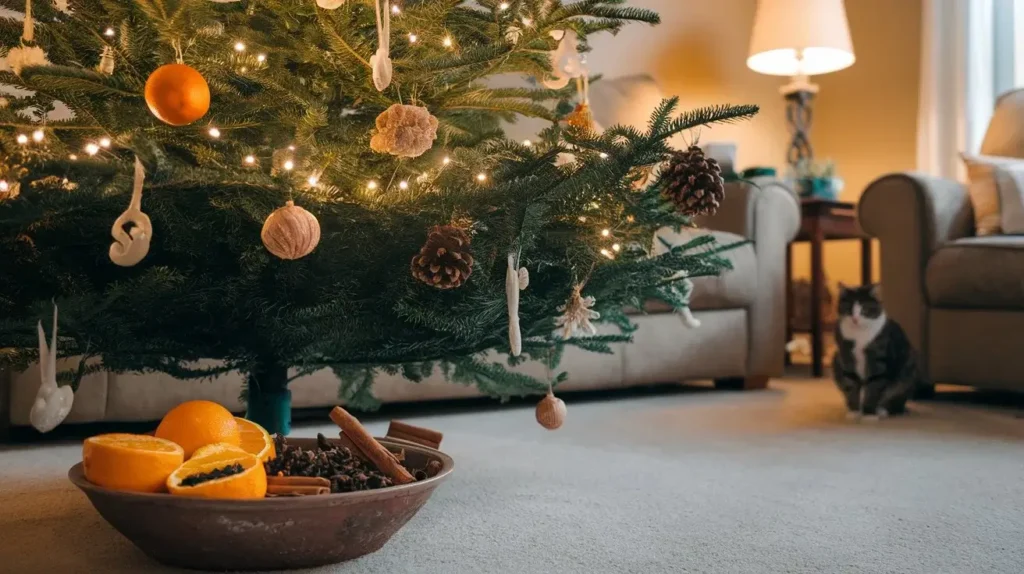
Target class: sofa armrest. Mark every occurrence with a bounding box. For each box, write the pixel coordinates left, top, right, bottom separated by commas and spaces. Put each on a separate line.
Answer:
858, 173, 973, 354
697, 181, 800, 378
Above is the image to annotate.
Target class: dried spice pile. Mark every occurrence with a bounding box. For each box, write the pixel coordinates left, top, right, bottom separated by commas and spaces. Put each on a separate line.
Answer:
265, 434, 439, 493
180, 463, 245, 487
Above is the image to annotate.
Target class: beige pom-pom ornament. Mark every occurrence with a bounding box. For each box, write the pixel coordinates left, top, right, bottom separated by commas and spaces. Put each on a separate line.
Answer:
370, 104, 439, 158
536, 392, 567, 430
261, 200, 321, 260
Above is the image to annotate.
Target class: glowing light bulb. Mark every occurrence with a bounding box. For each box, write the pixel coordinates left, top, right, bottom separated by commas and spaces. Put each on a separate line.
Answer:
399, 180, 409, 190
99, 137, 111, 148
626, 215, 635, 223
408, 33, 418, 43
0, 181, 8, 192
579, 216, 587, 222
600, 248, 614, 259
367, 180, 379, 190
499, 2, 509, 10
208, 127, 221, 139
522, 139, 532, 147
522, 17, 533, 26
601, 229, 610, 237
240, 66, 249, 73
476, 172, 487, 182
283, 159, 295, 171
104, 27, 115, 37
612, 243, 621, 252
69, 154, 78, 161
16, 134, 28, 145
85, 143, 100, 155
391, 4, 401, 14
257, 53, 266, 63
244, 155, 256, 165
31, 129, 44, 142
288, 145, 296, 151
234, 42, 246, 52
307, 175, 319, 186
443, 36, 453, 48
442, 156, 451, 165
599, 152, 609, 159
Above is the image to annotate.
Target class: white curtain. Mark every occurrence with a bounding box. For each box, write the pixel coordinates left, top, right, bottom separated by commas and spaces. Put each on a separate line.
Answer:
916, 0, 997, 178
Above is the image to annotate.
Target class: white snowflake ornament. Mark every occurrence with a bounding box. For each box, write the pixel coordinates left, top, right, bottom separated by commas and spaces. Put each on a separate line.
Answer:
30, 303, 73, 433
556, 284, 599, 338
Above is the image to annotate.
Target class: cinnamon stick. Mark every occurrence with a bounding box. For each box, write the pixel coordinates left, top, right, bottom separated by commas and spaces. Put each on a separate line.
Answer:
267, 475, 331, 489
266, 484, 330, 496
329, 406, 415, 485
386, 421, 444, 449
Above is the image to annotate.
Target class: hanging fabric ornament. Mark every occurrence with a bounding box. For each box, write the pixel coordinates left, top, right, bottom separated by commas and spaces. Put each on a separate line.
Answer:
3, 0, 50, 76
261, 200, 321, 260
369, 0, 393, 92
555, 284, 599, 338
97, 45, 115, 75
315, 0, 346, 8
30, 303, 74, 433
145, 61, 211, 126
109, 158, 153, 267
506, 254, 530, 356
541, 29, 582, 90
370, 104, 439, 158
535, 391, 566, 430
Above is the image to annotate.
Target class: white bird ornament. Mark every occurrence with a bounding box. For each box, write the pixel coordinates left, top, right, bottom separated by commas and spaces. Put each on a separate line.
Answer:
30, 304, 73, 433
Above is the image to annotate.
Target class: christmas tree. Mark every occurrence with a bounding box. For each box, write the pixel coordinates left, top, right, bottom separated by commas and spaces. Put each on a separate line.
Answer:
0, 0, 756, 434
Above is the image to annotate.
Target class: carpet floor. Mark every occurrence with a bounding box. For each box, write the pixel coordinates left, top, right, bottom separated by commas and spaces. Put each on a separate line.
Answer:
2, 378, 1024, 574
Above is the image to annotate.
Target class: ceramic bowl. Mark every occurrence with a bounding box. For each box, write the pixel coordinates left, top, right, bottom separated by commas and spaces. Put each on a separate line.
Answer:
69, 437, 453, 571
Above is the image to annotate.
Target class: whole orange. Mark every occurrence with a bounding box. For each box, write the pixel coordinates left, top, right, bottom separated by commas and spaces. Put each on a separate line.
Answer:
144, 63, 210, 126
83, 433, 184, 493
155, 400, 240, 458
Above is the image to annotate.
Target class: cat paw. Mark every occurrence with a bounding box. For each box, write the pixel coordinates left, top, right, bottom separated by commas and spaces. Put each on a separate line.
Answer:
845, 410, 862, 421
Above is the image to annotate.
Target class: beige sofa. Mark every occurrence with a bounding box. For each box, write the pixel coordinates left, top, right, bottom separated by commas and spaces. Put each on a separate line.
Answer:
2, 76, 801, 429
859, 89, 1024, 392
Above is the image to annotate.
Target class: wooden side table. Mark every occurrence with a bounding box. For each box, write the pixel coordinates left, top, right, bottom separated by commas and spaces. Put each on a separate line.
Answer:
786, 199, 873, 377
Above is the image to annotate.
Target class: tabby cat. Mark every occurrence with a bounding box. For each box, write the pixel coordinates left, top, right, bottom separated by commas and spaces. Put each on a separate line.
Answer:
832, 284, 923, 420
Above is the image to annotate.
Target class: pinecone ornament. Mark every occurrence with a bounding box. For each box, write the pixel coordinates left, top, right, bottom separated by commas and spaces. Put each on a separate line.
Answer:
660, 146, 726, 217
411, 225, 475, 289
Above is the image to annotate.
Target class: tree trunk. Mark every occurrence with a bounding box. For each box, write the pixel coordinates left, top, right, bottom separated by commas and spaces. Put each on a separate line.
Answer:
245, 362, 291, 435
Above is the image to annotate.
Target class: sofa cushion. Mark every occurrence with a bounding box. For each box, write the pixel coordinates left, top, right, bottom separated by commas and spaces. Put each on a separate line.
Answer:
641, 229, 756, 313
926, 236, 1024, 310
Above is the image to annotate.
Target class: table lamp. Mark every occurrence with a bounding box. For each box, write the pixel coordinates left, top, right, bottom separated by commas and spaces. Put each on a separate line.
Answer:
747, 0, 855, 169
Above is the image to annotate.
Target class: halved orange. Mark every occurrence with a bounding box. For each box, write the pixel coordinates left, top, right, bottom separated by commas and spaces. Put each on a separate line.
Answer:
167, 443, 267, 499
83, 433, 185, 493
234, 417, 275, 461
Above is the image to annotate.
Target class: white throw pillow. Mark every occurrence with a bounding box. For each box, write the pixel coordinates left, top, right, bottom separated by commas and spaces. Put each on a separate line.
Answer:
961, 154, 1024, 235
994, 163, 1024, 234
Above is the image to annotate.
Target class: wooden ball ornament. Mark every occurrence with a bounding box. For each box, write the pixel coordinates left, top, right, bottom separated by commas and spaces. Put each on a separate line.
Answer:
535, 392, 567, 430
144, 64, 211, 126
261, 200, 321, 260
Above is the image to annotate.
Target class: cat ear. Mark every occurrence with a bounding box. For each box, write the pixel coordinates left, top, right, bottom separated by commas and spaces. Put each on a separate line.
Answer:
870, 284, 883, 301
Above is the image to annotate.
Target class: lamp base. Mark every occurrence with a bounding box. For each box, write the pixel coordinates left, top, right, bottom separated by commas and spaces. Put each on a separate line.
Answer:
783, 80, 816, 168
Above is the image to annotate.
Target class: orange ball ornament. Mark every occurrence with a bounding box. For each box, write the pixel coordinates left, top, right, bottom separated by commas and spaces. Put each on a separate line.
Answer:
144, 64, 211, 126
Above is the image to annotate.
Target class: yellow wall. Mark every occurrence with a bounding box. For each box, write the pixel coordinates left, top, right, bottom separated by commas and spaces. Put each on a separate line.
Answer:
587, 0, 922, 287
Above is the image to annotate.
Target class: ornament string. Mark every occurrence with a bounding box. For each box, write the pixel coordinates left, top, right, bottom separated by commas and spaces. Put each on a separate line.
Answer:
109, 157, 153, 267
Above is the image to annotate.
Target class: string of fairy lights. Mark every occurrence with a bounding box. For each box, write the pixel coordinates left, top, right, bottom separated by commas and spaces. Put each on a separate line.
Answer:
3, 2, 626, 260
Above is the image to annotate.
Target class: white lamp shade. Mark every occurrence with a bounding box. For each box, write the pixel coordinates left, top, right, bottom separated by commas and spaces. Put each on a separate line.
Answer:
747, 0, 855, 77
